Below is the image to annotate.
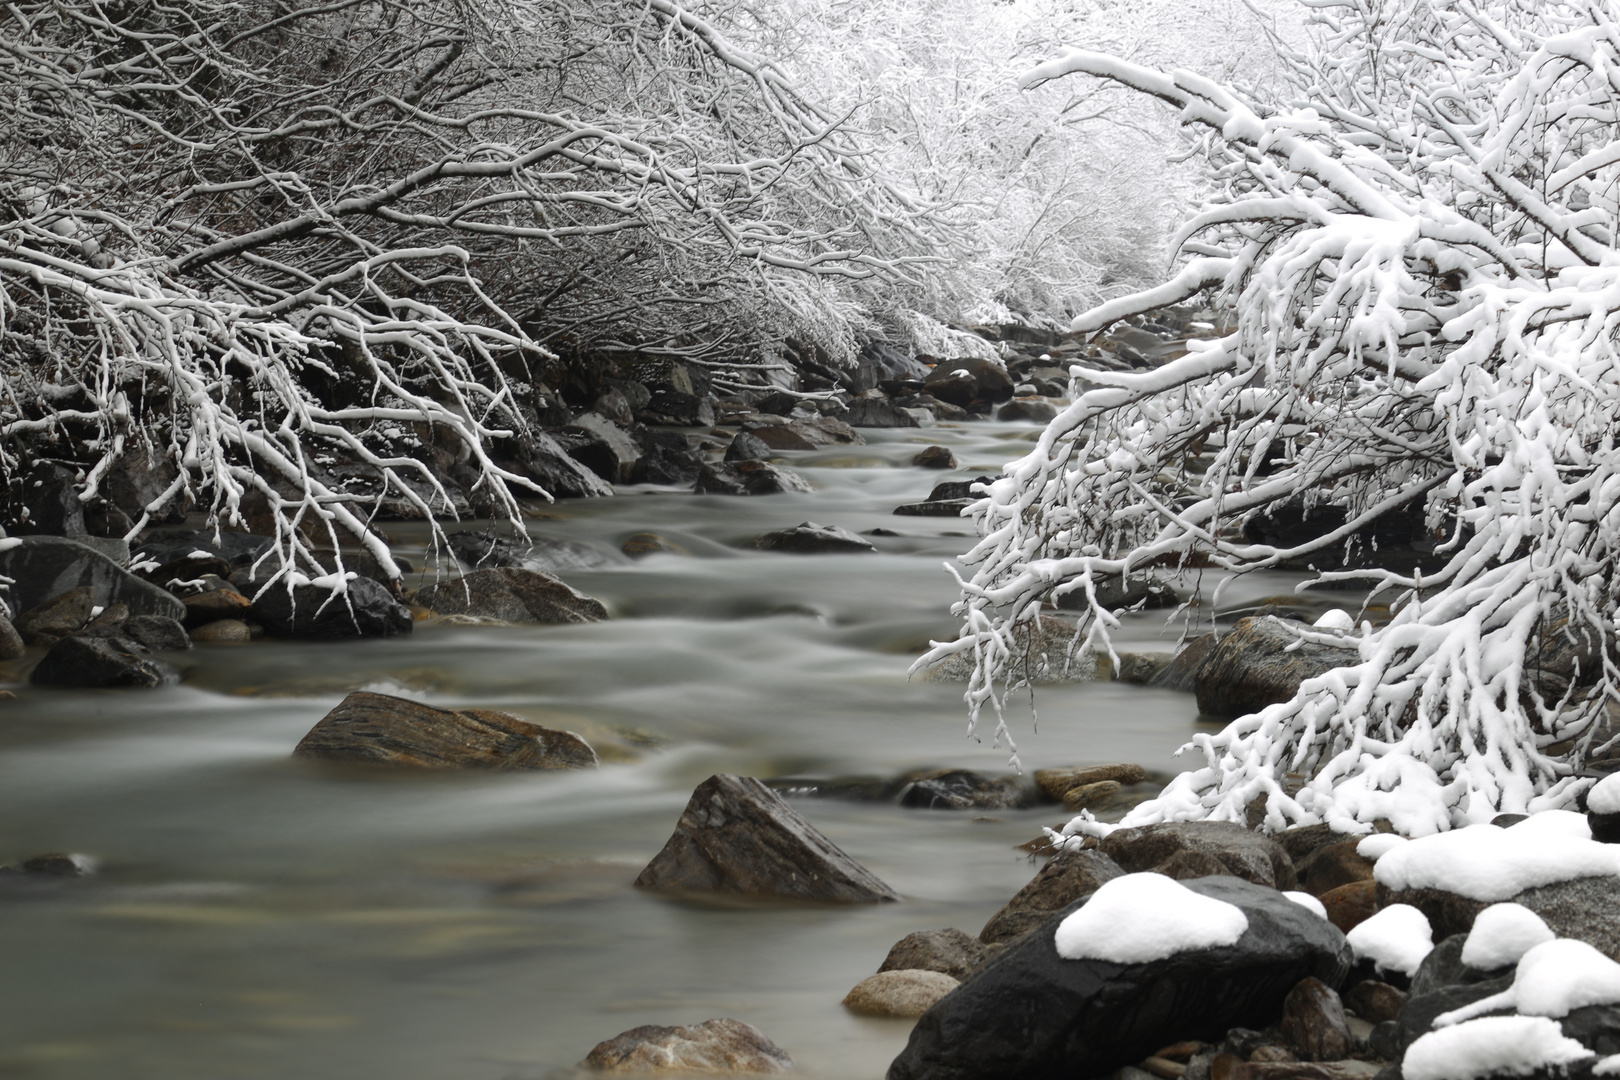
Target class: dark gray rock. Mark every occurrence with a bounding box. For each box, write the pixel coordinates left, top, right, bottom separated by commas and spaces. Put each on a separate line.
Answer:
132, 529, 273, 572
726, 431, 774, 462
29, 634, 178, 688
923, 358, 1015, 408
634, 774, 900, 903
410, 567, 607, 624
11, 461, 85, 536
894, 498, 974, 517
1408, 934, 1505, 998
1380, 874, 1620, 959
507, 428, 616, 498
754, 522, 876, 555
979, 848, 1125, 945
445, 530, 616, 573
294, 691, 597, 770
693, 461, 813, 496
1100, 821, 1297, 891
117, 615, 192, 652
890, 876, 1352, 1080
22, 852, 96, 877
0, 537, 185, 622
14, 585, 95, 645
882, 929, 988, 980
900, 770, 1036, 811
1054, 576, 1179, 613
630, 428, 704, 485
997, 398, 1059, 423
847, 395, 922, 428
1386, 974, 1513, 1060
560, 412, 641, 483
925, 476, 998, 502
249, 576, 412, 640
1194, 617, 1360, 719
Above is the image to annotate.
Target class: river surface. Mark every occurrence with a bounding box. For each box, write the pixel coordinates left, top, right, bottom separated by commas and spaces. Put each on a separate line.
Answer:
0, 421, 1318, 1080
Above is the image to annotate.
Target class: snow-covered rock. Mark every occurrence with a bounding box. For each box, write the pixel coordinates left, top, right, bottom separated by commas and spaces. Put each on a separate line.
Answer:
1053, 873, 1249, 962
1347, 904, 1434, 977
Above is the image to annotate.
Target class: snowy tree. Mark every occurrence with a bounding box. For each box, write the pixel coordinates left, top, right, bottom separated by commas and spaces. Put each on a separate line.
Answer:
0, 0, 945, 574
937, 0, 1620, 836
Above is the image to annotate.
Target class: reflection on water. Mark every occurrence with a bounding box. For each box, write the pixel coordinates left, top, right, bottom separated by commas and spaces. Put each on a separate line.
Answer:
0, 424, 1317, 1080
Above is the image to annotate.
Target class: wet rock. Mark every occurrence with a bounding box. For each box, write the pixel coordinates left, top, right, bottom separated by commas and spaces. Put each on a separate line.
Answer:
1065, 780, 1125, 812
634, 774, 899, 903
899, 770, 1035, 811
561, 412, 641, 483
725, 431, 774, 463
1342, 979, 1406, 1023
14, 585, 95, 645
250, 576, 412, 640
411, 567, 607, 624
913, 446, 958, 469
11, 461, 86, 536
693, 461, 813, 496
1279, 978, 1353, 1061
1055, 576, 1179, 613
753, 522, 876, 555
894, 498, 974, 517
445, 530, 617, 574
762, 775, 906, 802
0, 536, 186, 623
845, 970, 961, 1018
923, 357, 1015, 408
22, 852, 96, 877
997, 398, 1059, 423
1100, 822, 1297, 891
293, 691, 598, 770
1148, 635, 1217, 693
890, 876, 1352, 1080
881, 929, 987, 980
922, 476, 997, 502
1319, 880, 1378, 934
1158, 849, 1237, 881
583, 1017, 792, 1074
621, 532, 686, 559
1407, 934, 1503, 999
191, 619, 252, 644
1116, 653, 1173, 683
0, 613, 22, 659
1194, 618, 1360, 720
745, 417, 864, 450
848, 393, 923, 428
979, 848, 1125, 945
1035, 764, 1151, 803
181, 589, 253, 628
115, 615, 191, 652
29, 634, 178, 689
509, 429, 616, 498
1298, 842, 1376, 897
132, 529, 273, 574
592, 388, 636, 428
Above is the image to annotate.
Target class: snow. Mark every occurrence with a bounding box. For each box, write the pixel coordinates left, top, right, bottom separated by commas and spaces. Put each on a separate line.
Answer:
1403, 1016, 1593, 1080
1461, 904, 1555, 970
1358, 834, 1407, 859
1441, 940, 1620, 1024
1054, 873, 1249, 963
1590, 773, 1620, 815
1595, 1055, 1620, 1076
1284, 891, 1329, 919
0, 538, 20, 553
1314, 609, 1354, 631
1374, 822, 1620, 902
1345, 903, 1433, 975
1508, 810, 1591, 840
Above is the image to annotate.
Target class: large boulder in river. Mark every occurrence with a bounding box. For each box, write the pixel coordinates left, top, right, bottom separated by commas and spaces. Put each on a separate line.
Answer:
753, 522, 875, 555
693, 461, 813, 496
583, 1018, 792, 1074
0, 537, 185, 622
249, 575, 411, 640
1194, 617, 1360, 719
889, 875, 1352, 1080
1100, 821, 1298, 891
410, 567, 607, 624
30, 634, 179, 689
635, 774, 900, 903
923, 358, 1014, 408
293, 691, 598, 770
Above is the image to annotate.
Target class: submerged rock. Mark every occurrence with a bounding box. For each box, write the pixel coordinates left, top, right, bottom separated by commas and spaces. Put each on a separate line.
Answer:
293, 691, 598, 770
881, 929, 987, 980
753, 522, 876, 555
411, 567, 607, 624
890, 876, 1352, 1080
634, 773, 900, 903
249, 576, 412, 640
1035, 764, 1150, 803
899, 770, 1036, 811
583, 1017, 792, 1073
445, 530, 616, 574
845, 970, 960, 1019
693, 461, 813, 496
913, 445, 958, 469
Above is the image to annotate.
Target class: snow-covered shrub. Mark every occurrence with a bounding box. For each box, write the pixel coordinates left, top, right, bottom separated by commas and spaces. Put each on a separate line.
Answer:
936, 0, 1620, 834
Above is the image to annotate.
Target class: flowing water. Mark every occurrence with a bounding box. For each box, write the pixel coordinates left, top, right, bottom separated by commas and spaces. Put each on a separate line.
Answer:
0, 422, 1318, 1080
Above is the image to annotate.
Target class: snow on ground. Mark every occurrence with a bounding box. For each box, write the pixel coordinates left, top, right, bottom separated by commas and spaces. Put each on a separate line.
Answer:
1054, 873, 1248, 963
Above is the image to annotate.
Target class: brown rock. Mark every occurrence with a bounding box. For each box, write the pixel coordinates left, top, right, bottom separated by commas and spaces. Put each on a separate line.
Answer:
1147, 634, 1216, 692
1062, 780, 1123, 811
182, 589, 253, 628
1230, 1063, 1382, 1080
78, 603, 129, 636
1100, 821, 1297, 890
621, 532, 685, 559
293, 691, 598, 770
583, 1017, 792, 1073
14, 585, 95, 645
1142, 1057, 1187, 1078
1156, 849, 1232, 881
979, 847, 1124, 944
1193, 617, 1359, 719
912, 445, 957, 469
879, 928, 985, 980
1298, 841, 1376, 897
1319, 880, 1379, 934
842, 970, 959, 1018
411, 567, 607, 624
1279, 977, 1353, 1061
1035, 763, 1150, 801
1279, 824, 1345, 865
634, 774, 899, 903
0, 613, 22, 660
1342, 980, 1406, 1024
190, 619, 253, 643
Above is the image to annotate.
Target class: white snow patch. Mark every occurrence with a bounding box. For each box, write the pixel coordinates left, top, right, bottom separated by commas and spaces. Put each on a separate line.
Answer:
1462, 904, 1556, 970
1441, 940, 1620, 1024
0, 538, 20, 553
1358, 834, 1407, 859
1285, 891, 1328, 919
1508, 810, 1592, 841
1404, 1015, 1593, 1080
1594, 1054, 1620, 1076
1346, 903, 1433, 975
1314, 608, 1354, 631
1590, 773, 1620, 816
1374, 821, 1620, 902
1054, 873, 1248, 963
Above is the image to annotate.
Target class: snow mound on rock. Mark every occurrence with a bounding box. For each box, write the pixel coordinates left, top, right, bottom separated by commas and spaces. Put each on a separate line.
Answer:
1054, 872, 1248, 963
1590, 773, 1620, 816
1461, 904, 1556, 971
1375, 818, 1620, 902
1284, 891, 1328, 919
1404, 1015, 1593, 1080
1441, 939, 1620, 1024
1357, 834, 1407, 860
1346, 903, 1433, 976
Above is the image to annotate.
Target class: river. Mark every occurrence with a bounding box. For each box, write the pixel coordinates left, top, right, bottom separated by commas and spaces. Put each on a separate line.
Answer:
0, 420, 1315, 1080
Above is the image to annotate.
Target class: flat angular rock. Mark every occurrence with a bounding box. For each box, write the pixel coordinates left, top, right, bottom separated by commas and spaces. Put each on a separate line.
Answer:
182, 589, 253, 628
250, 576, 412, 640
693, 461, 813, 496
293, 691, 598, 770
881, 929, 987, 980
845, 970, 960, 1018
753, 522, 876, 555
1194, 618, 1359, 719
411, 567, 606, 624
14, 585, 95, 645
980, 848, 1125, 945
1100, 821, 1297, 890
725, 431, 774, 463
890, 876, 1352, 1080
634, 774, 899, 903
848, 394, 922, 428
893, 498, 974, 517
114, 615, 191, 652
583, 1017, 792, 1073
29, 634, 177, 689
